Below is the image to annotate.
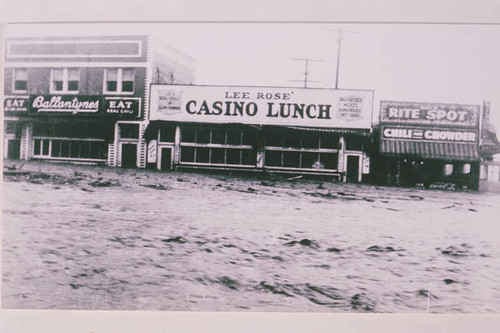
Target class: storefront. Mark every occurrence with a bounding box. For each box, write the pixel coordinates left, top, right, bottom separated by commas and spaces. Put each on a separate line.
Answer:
146, 84, 373, 182
4, 95, 141, 164
374, 100, 481, 190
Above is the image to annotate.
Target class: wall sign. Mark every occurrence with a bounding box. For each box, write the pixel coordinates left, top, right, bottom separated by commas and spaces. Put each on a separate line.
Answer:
4, 96, 29, 112
150, 85, 373, 129
30, 95, 101, 115
382, 126, 478, 143
380, 101, 480, 128
8, 95, 142, 119
104, 97, 141, 118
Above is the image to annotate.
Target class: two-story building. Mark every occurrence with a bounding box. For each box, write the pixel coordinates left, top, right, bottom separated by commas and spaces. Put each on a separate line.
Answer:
3, 35, 195, 167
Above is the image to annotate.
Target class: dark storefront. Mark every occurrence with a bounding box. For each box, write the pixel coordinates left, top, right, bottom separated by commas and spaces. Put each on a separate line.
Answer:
373, 101, 481, 190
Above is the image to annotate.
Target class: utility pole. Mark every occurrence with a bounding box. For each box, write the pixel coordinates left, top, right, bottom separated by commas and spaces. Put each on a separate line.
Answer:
323, 28, 357, 89
290, 58, 323, 88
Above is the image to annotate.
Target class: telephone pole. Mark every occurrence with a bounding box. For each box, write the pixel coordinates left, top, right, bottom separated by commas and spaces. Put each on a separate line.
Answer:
290, 58, 323, 88
323, 28, 357, 89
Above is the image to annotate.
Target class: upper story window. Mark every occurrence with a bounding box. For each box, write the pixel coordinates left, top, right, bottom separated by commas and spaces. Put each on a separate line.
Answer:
51, 68, 80, 93
12, 68, 28, 93
104, 68, 134, 94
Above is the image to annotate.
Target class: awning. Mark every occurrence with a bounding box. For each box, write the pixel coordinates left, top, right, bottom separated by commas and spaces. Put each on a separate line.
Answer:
283, 126, 371, 136
381, 140, 479, 161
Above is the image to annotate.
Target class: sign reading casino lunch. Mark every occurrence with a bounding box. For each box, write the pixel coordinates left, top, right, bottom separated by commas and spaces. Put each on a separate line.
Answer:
379, 100, 480, 127
149, 85, 374, 129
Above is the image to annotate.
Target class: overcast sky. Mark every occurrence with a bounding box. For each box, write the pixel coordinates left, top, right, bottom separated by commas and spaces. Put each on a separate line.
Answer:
5, 22, 500, 131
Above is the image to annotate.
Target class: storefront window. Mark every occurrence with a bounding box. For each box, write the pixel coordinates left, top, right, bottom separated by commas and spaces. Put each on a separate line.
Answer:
179, 126, 255, 166
463, 163, 471, 174
263, 130, 339, 170
444, 163, 454, 176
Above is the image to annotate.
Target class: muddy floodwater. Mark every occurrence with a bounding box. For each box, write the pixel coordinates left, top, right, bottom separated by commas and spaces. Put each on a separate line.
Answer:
2, 161, 500, 312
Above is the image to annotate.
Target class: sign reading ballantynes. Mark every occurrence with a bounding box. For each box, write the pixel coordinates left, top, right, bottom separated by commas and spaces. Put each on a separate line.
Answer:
149, 85, 373, 129
25, 95, 141, 118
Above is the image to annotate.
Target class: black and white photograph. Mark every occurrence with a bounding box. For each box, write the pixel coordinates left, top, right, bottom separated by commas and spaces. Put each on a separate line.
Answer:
2, 1, 500, 330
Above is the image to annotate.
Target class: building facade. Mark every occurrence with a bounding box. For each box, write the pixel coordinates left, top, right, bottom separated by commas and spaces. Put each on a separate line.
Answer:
146, 84, 373, 182
372, 100, 481, 190
3, 35, 195, 167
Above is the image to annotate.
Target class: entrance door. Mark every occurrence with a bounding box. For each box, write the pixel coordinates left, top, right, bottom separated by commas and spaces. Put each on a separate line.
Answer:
160, 147, 172, 170
7, 140, 21, 159
346, 155, 360, 182
121, 143, 137, 168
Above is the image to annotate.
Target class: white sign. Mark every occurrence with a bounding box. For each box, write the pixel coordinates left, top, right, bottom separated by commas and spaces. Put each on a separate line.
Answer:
147, 140, 157, 163
150, 85, 373, 129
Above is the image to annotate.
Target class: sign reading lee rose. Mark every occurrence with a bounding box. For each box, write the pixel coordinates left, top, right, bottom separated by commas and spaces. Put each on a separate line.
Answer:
380, 101, 480, 127
150, 85, 373, 129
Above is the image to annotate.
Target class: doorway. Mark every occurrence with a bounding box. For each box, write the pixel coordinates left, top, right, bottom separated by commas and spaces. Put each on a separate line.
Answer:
346, 155, 360, 182
160, 147, 172, 170
7, 140, 21, 159
121, 143, 137, 168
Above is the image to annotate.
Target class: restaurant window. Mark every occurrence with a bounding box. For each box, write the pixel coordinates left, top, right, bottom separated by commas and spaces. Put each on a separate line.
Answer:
263, 130, 339, 170
13, 68, 27, 93
444, 164, 454, 176
51, 68, 79, 93
179, 126, 255, 166
104, 68, 135, 94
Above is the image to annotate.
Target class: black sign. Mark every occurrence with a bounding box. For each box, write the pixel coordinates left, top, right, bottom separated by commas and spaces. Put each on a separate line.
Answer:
30, 95, 102, 115
4, 96, 29, 112
103, 97, 141, 118
4, 95, 142, 119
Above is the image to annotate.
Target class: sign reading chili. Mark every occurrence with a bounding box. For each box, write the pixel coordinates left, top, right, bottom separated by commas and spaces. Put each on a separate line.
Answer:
382, 126, 478, 143
380, 100, 480, 127
104, 97, 141, 118
150, 84, 373, 129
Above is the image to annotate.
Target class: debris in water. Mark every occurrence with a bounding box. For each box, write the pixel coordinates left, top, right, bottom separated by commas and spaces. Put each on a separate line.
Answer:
162, 236, 187, 244
327, 247, 342, 253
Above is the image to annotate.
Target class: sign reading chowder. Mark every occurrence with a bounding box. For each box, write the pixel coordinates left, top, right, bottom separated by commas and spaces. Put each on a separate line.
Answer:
150, 84, 373, 129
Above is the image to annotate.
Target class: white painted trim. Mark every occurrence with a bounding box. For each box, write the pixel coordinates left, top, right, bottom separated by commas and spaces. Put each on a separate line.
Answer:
4, 62, 148, 68
7, 40, 143, 58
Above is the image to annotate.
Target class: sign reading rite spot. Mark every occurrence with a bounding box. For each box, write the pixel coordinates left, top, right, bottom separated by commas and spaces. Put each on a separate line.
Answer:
380, 100, 480, 127
150, 85, 373, 129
